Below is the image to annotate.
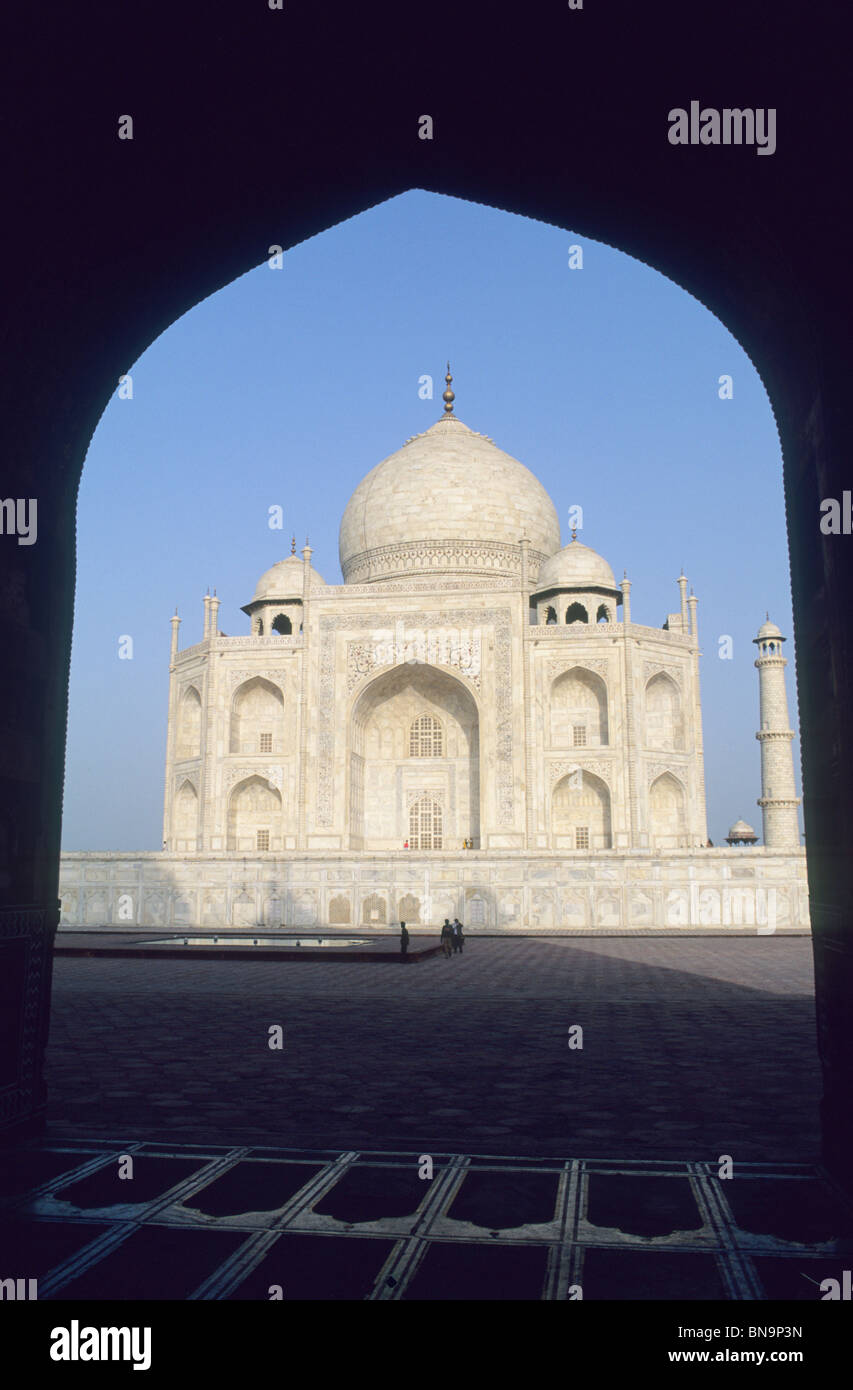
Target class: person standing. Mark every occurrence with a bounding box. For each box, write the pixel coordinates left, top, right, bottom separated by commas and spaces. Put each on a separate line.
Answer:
451, 917, 464, 954
440, 919, 453, 959
400, 921, 409, 958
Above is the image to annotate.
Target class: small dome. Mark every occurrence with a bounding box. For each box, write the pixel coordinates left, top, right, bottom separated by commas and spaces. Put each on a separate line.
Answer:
534, 539, 617, 594
726, 819, 758, 843
252, 556, 325, 601
756, 618, 784, 641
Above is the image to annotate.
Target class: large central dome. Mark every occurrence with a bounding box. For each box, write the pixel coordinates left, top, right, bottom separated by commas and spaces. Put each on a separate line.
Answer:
339, 412, 561, 584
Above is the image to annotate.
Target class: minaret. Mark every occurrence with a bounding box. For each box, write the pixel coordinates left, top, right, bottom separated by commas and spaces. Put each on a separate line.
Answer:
169, 610, 181, 663
209, 589, 220, 637
753, 617, 801, 848
678, 570, 689, 631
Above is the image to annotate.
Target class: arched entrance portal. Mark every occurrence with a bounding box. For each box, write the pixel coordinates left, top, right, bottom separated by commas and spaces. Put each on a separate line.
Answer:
350, 665, 479, 850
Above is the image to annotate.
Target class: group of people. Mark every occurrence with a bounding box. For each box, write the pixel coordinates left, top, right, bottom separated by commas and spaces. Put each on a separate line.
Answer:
398, 918, 465, 958
440, 917, 465, 957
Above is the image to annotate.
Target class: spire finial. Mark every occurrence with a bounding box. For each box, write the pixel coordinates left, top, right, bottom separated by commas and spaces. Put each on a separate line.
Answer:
291, 535, 296, 555
571, 525, 577, 542
766, 609, 769, 621
442, 362, 455, 415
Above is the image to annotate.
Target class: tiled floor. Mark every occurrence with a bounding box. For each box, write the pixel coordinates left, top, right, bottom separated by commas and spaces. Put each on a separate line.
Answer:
2, 1139, 851, 1300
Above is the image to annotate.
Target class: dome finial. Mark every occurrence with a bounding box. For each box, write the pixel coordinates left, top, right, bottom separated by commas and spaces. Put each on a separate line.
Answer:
442, 362, 455, 415
291, 535, 296, 555
570, 525, 577, 542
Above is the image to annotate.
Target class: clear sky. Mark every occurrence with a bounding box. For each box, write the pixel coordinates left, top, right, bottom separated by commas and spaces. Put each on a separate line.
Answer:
62, 189, 802, 850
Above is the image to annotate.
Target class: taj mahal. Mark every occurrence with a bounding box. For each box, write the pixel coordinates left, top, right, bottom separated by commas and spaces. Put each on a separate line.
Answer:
59, 372, 809, 932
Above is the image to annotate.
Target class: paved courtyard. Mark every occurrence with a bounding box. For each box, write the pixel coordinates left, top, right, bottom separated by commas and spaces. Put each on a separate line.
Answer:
43, 936, 820, 1161
4, 936, 847, 1302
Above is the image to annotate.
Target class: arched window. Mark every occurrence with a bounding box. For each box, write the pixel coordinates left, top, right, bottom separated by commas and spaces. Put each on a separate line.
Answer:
596, 604, 610, 623
272, 613, 292, 635
545, 606, 557, 625
409, 795, 443, 849
565, 602, 589, 624
410, 713, 443, 757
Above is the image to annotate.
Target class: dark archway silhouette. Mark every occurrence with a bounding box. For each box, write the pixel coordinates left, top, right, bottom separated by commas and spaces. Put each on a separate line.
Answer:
1, 4, 850, 1195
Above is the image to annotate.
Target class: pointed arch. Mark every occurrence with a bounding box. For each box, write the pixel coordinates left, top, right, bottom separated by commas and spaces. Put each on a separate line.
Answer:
550, 666, 609, 747
551, 769, 612, 849
176, 685, 202, 759
350, 664, 478, 850
644, 671, 684, 749
565, 602, 589, 624
173, 778, 199, 849
409, 794, 443, 850
410, 711, 444, 757
230, 675, 284, 753
272, 613, 292, 634
227, 774, 282, 851
648, 771, 686, 848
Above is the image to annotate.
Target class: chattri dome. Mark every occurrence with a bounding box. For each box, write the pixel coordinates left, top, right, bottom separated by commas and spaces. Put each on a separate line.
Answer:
534, 538, 618, 594
252, 555, 325, 601
338, 406, 561, 585
726, 818, 758, 844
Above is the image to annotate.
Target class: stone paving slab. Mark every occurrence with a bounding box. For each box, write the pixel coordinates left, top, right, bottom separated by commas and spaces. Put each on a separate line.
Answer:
42, 938, 820, 1162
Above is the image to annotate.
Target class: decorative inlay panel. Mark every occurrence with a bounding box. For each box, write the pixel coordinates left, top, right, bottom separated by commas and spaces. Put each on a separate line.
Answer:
643, 662, 682, 686
216, 637, 302, 650
646, 762, 686, 786
547, 658, 610, 682
406, 788, 447, 808
225, 668, 287, 691
341, 539, 550, 586
548, 758, 612, 786
222, 765, 284, 793
346, 626, 483, 694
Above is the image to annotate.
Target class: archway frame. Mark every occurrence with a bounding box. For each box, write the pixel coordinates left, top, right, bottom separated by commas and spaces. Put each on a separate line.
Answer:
1, 15, 849, 1185
348, 661, 482, 850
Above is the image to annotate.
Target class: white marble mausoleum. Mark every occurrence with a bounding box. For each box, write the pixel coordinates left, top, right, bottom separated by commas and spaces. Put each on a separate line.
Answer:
60, 373, 809, 931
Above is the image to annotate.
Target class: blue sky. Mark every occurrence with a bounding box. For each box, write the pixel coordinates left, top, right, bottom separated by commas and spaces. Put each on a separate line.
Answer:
63, 189, 801, 850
